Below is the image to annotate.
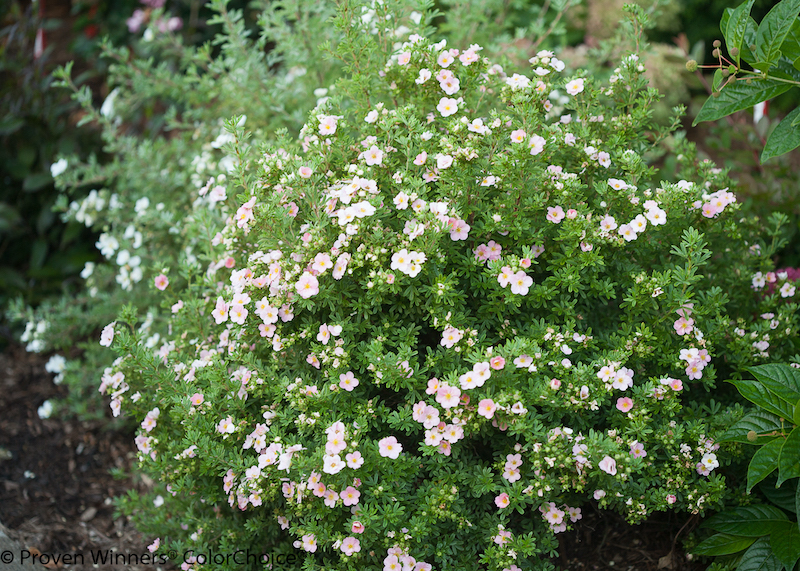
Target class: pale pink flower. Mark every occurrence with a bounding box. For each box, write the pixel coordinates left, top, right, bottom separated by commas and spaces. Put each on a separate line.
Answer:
154, 274, 169, 290
99, 322, 115, 347
398, 52, 411, 65
413, 151, 427, 165
449, 218, 470, 240
341, 486, 361, 506
437, 97, 459, 117
616, 397, 633, 412
510, 271, 533, 295
529, 135, 546, 155
378, 436, 402, 459
490, 356, 506, 370
295, 272, 319, 298
510, 129, 526, 143
598, 456, 617, 475
565, 78, 584, 95
630, 441, 647, 458
546, 206, 565, 223
477, 398, 497, 418
495, 493, 510, 508
302, 534, 317, 553
346, 451, 364, 469
436, 384, 461, 408
364, 145, 384, 165
352, 521, 365, 534
673, 317, 694, 336
339, 371, 360, 391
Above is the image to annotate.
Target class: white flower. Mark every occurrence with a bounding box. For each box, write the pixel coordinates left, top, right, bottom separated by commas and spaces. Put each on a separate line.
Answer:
50, 159, 68, 178
365, 110, 379, 123
38, 400, 53, 419
565, 78, 584, 95
437, 97, 459, 117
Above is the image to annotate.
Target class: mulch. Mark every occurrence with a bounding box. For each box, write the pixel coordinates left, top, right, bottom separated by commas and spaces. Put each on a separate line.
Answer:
0, 341, 706, 570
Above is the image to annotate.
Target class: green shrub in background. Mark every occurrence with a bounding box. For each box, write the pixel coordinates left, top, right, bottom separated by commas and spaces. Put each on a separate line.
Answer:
86, 1, 800, 568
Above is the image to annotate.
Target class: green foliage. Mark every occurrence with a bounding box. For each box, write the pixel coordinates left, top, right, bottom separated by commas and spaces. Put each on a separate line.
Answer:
693, 0, 800, 162
696, 364, 800, 570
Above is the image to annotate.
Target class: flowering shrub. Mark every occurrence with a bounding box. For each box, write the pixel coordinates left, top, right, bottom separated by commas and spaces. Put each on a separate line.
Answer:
92, 3, 800, 568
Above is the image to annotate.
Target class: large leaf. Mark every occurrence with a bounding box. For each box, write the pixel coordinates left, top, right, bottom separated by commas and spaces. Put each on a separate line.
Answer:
725, 0, 757, 66
778, 427, 800, 485
703, 505, 789, 536
760, 477, 798, 513
748, 364, 800, 405
694, 78, 792, 124
694, 533, 756, 556
780, 19, 800, 65
736, 537, 784, 571
748, 437, 785, 492
769, 522, 800, 570
721, 411, 784, 444
755, 0, 800, 68
730, 379, 796, 420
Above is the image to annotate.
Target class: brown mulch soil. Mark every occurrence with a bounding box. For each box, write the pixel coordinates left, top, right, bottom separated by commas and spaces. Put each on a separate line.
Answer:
0, 343, 169, 571
0, 341, 707, 570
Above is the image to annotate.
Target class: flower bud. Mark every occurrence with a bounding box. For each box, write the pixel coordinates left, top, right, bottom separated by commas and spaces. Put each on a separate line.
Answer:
685, 60, 698, 72
712, 39, 721, 48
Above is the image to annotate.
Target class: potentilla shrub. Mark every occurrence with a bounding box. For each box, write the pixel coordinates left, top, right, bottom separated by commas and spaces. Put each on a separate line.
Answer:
105, 18, 798, 571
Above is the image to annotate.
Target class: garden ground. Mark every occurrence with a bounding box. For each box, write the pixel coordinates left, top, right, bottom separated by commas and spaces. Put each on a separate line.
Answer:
0, 342, 706, 571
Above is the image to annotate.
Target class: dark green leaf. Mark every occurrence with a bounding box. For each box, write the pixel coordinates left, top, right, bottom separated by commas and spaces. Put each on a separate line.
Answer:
703, 505, 789, 536
30, 240, 47, 270
756, 0, 800, 67
748, 437, 784, 492
725, 0, 757, 65
778, 428, 800, 485
736, 537, 784, 571
760, 477, 798, 513
694, 78, 791, 124
796, 482, 800, 529
780, 20, 800, 65
713, 68, 726, 92
694, 533, 757, 556
769, 523, 800, 570
795, 397, 800, 427
730, 379, 795, 420
721, 411, 784, 444
748, 364, 800, 405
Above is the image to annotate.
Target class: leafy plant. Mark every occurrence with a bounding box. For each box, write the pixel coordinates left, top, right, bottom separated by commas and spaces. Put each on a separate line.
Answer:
694, 364, 800, 570
690, 0, 800, 162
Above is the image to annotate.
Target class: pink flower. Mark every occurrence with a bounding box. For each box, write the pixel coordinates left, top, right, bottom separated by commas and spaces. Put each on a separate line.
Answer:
669, 378, 683, 391
495, 493, 510, 508
339, 371, 359, 391
510, 271, 533, 295
190, 393, 204, 406
147, 538, 160, 553
378, 436, 402, 459
341, 486, 361, 506
673, 317, 694, 336
171, 300, 183, 313
351, 521, 365, 534
630, 441, 647, 458
299, 166, 313, 178
99, 322, 115, 347
477, 398, 497, 418
510, 129, 526, 143
398, 52, 411, 65
154, 274, 169, 290
414, 151, 427, 165
490, 356, 505, 370
346, 451, 364, 469
546, 206, 565, 223
616, 397, 633, 413
295, 272, 319, 298
436, 384, 461, 408
701, 202, 719, 218
598, 456, 617, 475
666, 494, 677, 504
302, 534, 317, 553
549, 378, 561, 390
437, 97, 459, 117
449, 218, 470, 240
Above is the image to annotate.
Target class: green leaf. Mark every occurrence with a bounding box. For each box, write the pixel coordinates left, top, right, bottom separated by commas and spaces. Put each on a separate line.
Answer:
713, 68, 726, 92
748, 364, 800, 405
694, 533, 756, 556
756, 0, 800, 67
736, 537, 784, 571
778, 427, 800, 485
769, 522, 800, 570
721, 411, 784, 444
748, 437, 784, 492
693, 78, 791, 125
793, 111, 800, 127
725, 0, 757, 65
730, 379, 795, 420
795, 397, 800, 427
780, 20, 800, 65
760, 477, 798, 513
703, 505, 789, 536
23, 173, 53, 192
797, 482, 800, 529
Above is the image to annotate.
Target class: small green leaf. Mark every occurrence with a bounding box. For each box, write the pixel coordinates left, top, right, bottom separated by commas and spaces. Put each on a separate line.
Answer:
694, 78, 791, 125
756, 0, 800, 67
748, 437, 784, 492
694, 533, 756, 556
721, 411, 784, 444
725, 0, 757, 65
769, 522, 800, 570
713, 68, 726, 92
703, 505, 789, 536
736, 537, 784, 571
778, 428, 800, 485
730, 379, 795, 420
